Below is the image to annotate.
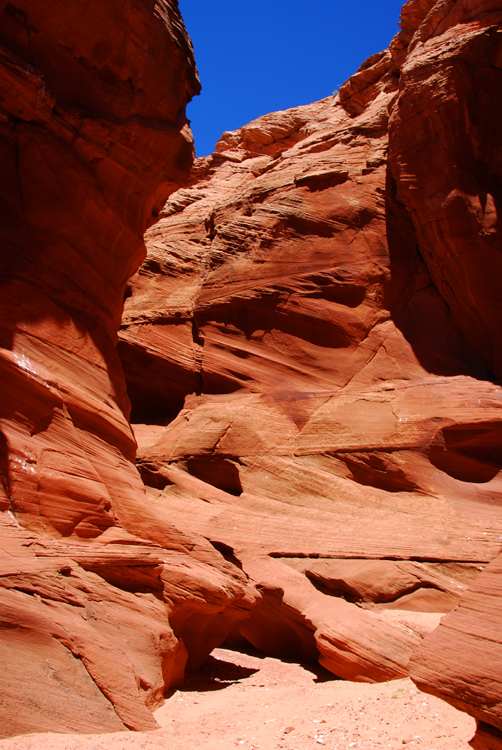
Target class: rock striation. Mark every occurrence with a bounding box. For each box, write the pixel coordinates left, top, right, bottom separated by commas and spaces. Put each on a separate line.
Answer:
119, 0, 502, 738
0, 0, 255, 737
388, 2, 502, 748
0, 0, 198, 542
2, 0, 502, 742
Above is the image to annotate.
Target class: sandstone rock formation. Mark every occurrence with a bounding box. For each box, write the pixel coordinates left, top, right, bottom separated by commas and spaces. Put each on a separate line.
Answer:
410, 552, 502, 750
118, 0, 502, 737
3, 0, 502, 742
0, 0, 255, 737
388, 2, 502, 748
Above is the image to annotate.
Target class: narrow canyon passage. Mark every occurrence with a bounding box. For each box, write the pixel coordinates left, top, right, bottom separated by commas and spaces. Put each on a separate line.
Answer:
0, 647, 475, 750
1, 0, 502, 748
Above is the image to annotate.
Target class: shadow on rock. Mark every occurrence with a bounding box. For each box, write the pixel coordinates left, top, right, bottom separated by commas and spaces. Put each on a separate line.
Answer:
180, 654, 260, 692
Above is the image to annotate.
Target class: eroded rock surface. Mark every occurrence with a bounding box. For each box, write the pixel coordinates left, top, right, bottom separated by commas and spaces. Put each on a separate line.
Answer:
389, 1, 502, 747
3, 0, 502, 740
119, 0, 502, 720
0, 0, 255, 737
410, 552, 502, 750
0, 0, 197, 541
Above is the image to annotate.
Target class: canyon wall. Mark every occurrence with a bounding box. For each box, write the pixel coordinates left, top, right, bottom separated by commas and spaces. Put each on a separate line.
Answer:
1, 0, 502, 744
0, 0, 254, 736
119, 0, 502, 745
389, 2, 502, 749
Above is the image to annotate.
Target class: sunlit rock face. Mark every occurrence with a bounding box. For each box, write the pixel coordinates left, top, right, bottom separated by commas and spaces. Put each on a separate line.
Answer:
0, 0, 255, 737
119, 0, 502, 733
2, 0, 502, 740
0, 0, 199, 540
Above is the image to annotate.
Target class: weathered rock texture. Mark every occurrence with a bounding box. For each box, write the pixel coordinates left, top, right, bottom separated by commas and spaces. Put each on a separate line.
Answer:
389, 2, 502, 748
0, 0, 255, 737
119, 0, 502, 737
3, 0, 502, 741
410, 552, 502, 750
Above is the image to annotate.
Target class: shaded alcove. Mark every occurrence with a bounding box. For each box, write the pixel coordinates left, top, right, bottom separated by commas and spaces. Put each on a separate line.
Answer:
384, 167, 491, 382
429, 422, 502, 483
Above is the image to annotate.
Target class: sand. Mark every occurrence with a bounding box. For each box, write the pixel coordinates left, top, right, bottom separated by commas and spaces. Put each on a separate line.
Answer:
0, 646, 475, 750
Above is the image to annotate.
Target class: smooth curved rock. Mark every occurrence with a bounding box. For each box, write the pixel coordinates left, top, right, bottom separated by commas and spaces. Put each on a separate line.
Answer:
302, 559, 468, 612
410, 553, 502, 749
390, 3, 502, 747
119, 0, 502, 701
0, 0, 257, 737
389, 0, 502, 379
3, 0, 502, 738
233, 555, 426, 684
0, 0, 198, 539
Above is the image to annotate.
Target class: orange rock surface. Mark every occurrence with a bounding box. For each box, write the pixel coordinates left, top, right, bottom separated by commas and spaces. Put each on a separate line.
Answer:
389, 2, 502, 748
118, 0, 502, 736
0, 0, 255, 737
410, 552, 502, 750
2, 0, 502, 742
0, 0, 198, 541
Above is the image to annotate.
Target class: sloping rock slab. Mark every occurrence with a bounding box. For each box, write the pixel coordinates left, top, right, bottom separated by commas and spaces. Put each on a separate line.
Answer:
232, 555, 432, 683
410, 552, 502, 749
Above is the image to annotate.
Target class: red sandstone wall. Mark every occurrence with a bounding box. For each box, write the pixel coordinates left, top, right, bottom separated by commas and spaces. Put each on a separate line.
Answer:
0, 0, 254, 736
119, 1, 502, 744
1, 0, 502, 743
0, 0, 200, 538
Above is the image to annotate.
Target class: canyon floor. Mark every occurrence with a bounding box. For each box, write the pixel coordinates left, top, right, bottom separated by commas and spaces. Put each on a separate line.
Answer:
0, 645, 474, 750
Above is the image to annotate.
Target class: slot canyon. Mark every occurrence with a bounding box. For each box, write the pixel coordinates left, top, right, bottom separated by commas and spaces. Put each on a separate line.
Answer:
0, 0, 502, 748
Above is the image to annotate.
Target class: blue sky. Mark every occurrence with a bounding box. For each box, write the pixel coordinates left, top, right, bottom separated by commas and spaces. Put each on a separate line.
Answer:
178, 1, 404, 156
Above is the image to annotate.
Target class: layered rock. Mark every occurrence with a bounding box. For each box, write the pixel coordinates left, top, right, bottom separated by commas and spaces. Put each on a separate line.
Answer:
387, 2, 502, 748
0, 0, 255, 737
227, 554, 438, 684
0, 0, 198, 540
389, 0, 502, 379
3, 0, 502, 739
410, 553, 502, 750
119, 0, 502, 699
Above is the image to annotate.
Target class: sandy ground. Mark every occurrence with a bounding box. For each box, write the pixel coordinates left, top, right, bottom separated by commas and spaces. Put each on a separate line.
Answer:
0, 647, 475, 750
